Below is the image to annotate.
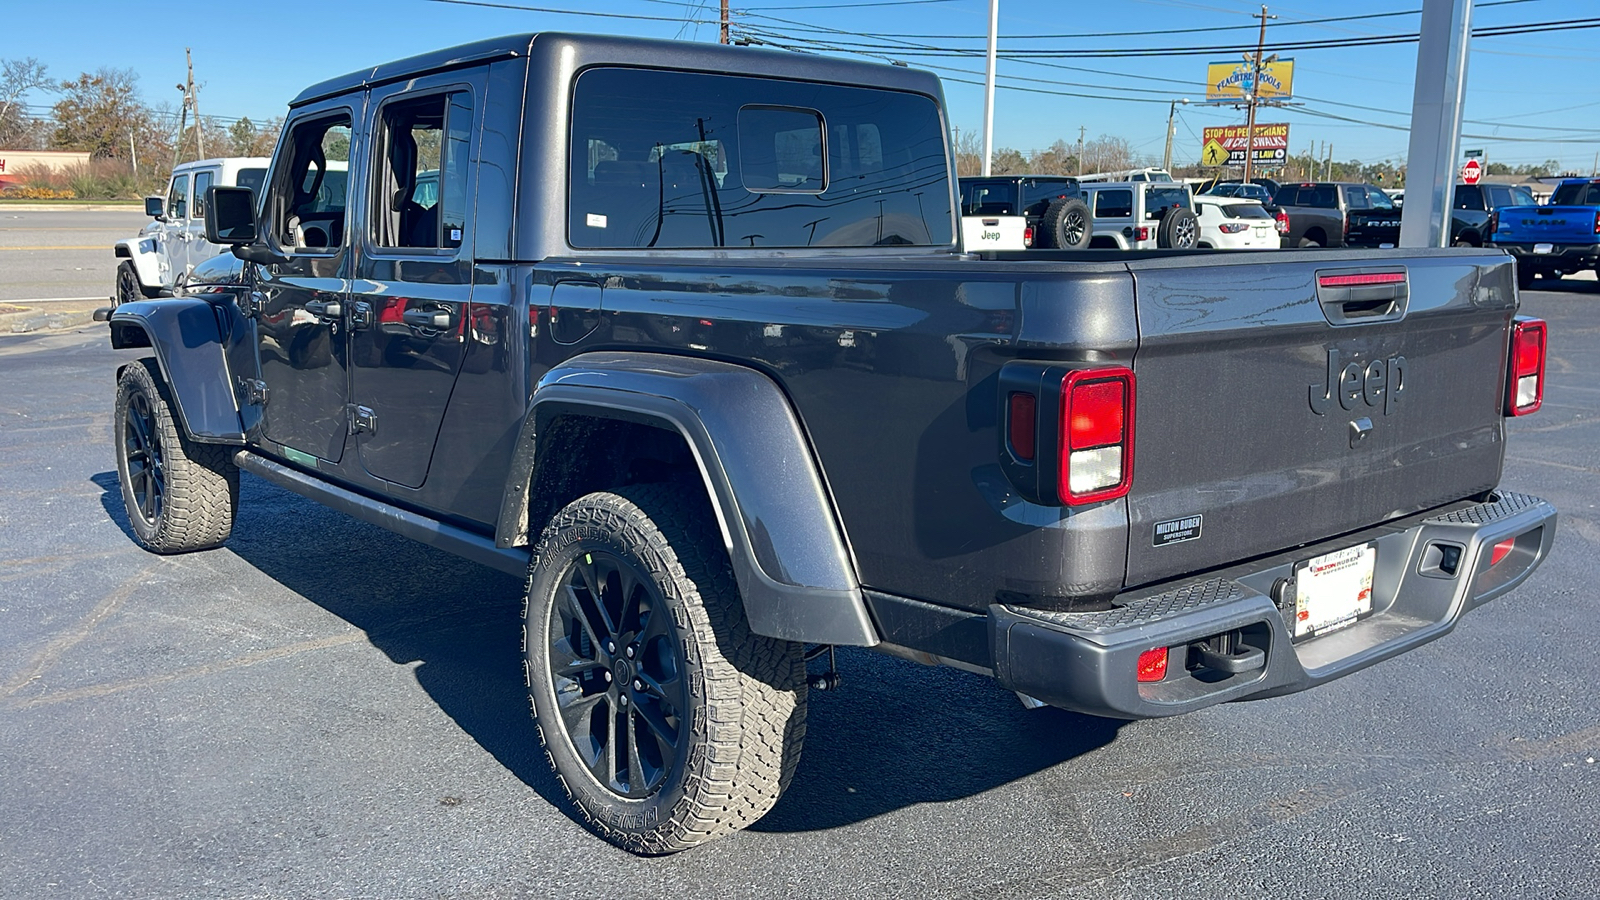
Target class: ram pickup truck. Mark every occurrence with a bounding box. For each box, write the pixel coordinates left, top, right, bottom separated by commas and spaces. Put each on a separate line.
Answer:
1271, 181, 1399, 249
1489, 177, 1600, 288
1451, 182, 1538, 248
105, 33, 1556, 855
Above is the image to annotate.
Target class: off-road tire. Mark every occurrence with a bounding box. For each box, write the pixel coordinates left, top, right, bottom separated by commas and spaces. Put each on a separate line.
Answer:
1039, 197, 1093, 250
114, 359, 239, 553
114, 261, 155, 307
1157, 207, 1200, 249
523, 485, 807, 855
1298, 235, 1324, 249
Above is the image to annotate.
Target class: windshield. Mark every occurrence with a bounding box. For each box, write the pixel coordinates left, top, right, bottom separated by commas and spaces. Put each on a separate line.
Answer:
1551, 182, 1600, 206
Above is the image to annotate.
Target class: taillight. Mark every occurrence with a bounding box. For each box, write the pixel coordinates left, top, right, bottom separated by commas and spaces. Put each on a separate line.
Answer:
1060, 367, 1135, 504
1135, 226, 1150, 242
1343, 213, 1351, 240
1219, 222, 1249, 234
1505, 317, 1546, 416
1593, 209, 1600, 235
1023, 225, 1034, 248
1275, 209, 1290, 234
1488, 210, 1500, 235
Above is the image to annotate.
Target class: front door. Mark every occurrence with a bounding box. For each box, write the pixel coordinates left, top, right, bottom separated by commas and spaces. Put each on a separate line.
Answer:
160, 172, 191, 287
348, 81, 479, 488
252, 105, 358, 464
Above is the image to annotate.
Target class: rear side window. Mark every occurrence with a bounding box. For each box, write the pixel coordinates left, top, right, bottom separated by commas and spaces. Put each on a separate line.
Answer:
1455, 186, 1485, 211
1020, 179, 1076, 209
1093, 189, 1133, 218
192, 170, 214, 219
1551, 182, 1600, 205
372, 90, 473, 250
1346, 186, 1371, 209
569, 67, 952, 248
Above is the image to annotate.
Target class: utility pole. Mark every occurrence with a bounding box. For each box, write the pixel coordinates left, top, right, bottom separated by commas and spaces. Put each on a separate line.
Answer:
980, 0, 998, 176
188, 49, 203, 159
1326, 143, 1333, 180
1162, 98, 1189, 173
170, 48, 199, 172
720, 0, 729, 44
1077, 125, 1086, 177
1241, 5, 1276, 184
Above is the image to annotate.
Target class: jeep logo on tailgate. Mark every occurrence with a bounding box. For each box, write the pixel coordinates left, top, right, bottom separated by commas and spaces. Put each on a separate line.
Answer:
1309, 348, 1406, 415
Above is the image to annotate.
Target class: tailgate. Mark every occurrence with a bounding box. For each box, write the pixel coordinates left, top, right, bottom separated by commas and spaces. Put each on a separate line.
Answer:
1346, 211, 1401, 245
1125, 253, 1514, 587
961, 215, 1028, 252
1496, 206, 1599, 244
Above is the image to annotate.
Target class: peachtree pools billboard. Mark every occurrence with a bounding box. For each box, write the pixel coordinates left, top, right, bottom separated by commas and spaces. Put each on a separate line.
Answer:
1206, 58, 1295, 102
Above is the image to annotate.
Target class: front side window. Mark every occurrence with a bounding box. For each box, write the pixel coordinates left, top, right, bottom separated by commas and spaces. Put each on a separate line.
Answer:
269, 113, 352, 251
166, 174, 190, 220
192, 170, 215, 219
1094, 189, 1132, 218
569, 67, 952, 248
373, 91, 473, 250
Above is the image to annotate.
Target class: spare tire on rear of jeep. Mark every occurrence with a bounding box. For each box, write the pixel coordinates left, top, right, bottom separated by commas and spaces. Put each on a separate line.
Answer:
1157, 207, 1199, 249
1039, 197, 1093, 250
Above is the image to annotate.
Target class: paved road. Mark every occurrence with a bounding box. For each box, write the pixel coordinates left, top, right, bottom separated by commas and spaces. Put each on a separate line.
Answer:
0, 286, 1596, 899
0, 209, 148, 303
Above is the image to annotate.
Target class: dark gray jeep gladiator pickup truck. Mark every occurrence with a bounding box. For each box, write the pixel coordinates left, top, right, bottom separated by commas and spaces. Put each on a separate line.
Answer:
105, 33, 1557, 854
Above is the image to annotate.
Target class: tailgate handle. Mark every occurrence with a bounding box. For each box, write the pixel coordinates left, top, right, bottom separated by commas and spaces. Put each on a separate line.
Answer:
1316, 270, 1408, 326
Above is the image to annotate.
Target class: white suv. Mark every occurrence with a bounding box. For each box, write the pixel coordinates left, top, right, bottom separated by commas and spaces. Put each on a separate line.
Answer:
113, 157, 270, 304
1078, 181, 1198, 250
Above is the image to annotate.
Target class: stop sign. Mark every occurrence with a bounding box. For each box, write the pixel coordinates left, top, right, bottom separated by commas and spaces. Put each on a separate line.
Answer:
1460, 158, 1483, 185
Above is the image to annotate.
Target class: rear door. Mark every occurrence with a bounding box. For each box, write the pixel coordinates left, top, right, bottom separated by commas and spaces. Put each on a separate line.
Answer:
186, 167, 220, 274
1125, 254, 1512, 586
347, 75, 480, 488
160, 172, 191, 286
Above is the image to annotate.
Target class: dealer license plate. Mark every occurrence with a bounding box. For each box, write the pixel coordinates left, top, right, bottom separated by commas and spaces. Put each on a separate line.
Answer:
1292, 544, 1376, 639
1534, 243, 1554, 254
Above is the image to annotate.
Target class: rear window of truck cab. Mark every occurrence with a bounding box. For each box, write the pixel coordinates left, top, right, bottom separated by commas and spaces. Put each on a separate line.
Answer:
1551, 181, 1600, 206
568, 67, 953, 249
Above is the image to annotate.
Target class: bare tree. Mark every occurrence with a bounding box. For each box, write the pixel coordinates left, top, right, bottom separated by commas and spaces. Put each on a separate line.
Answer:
1081, 134, 1135, 175
0, 57, 55, 147
1028, 139, 1078, 176
51, 68, 164, 161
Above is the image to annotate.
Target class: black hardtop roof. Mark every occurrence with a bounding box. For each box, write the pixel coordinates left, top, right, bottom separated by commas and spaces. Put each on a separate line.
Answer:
960, 174, 1079, 182
291, 32, 943, 109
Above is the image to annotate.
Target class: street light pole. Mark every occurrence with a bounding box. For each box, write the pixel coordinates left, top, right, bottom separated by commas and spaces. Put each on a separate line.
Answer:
1162, 98, 1189, 173
981, 0, 999, 176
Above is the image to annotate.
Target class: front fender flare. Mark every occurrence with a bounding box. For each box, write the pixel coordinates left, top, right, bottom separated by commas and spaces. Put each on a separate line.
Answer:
114, 236, 164, 292
109, 299, 243, 444
497, 351, 876, 647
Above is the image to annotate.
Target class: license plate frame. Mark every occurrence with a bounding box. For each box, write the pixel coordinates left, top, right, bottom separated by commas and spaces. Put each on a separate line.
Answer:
1290, 544, 1376, 640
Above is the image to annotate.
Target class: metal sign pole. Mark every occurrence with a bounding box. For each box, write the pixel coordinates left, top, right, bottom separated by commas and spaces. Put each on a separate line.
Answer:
981, 0, 999, 176
1400, 0, 1474, 248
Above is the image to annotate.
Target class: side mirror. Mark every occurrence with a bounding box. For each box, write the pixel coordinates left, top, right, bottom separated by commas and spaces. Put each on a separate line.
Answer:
204, 185, 258, 245
145, 196, 165, 220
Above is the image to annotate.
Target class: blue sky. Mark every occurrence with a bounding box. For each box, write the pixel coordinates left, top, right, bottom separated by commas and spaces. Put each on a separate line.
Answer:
4, 0, 1597, 171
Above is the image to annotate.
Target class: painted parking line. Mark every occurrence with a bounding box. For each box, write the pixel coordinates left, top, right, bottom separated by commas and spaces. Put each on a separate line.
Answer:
3, 296, 108, 304
0, 245, 106, 251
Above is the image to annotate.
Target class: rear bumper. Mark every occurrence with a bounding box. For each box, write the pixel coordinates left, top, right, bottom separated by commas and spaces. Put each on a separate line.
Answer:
990, 491, 1557, 719
1494, 242, 1600, 268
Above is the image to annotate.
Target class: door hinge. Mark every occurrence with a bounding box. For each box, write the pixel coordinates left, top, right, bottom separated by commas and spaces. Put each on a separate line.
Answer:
347, 404, 377, 435
240, 292, 265, 318
350, 300, 373, 331
237, 377, 268, 406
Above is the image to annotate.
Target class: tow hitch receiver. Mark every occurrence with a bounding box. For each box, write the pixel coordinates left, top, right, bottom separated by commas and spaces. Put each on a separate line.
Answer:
1190, 630, 1266, 675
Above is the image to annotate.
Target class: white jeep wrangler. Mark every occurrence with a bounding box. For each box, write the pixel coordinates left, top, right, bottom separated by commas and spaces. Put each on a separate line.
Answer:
113, 157, 270, 304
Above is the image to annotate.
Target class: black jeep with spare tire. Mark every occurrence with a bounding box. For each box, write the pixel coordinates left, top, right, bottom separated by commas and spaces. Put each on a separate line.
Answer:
106, 32, 1556, 855
959, 174, 1093, 249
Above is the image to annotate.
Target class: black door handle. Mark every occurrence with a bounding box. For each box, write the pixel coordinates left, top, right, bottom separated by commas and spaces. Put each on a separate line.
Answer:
402, 308, 452, 329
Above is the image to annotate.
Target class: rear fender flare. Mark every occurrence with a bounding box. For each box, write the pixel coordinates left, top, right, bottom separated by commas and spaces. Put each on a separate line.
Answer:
114, 237, 164, 291
108, 299, 243, 444
496, 351, 876, 647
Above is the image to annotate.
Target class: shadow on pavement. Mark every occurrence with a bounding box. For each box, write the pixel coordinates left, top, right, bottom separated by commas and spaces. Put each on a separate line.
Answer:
1528, 276, 1600, 295
93, 469, 1122, 834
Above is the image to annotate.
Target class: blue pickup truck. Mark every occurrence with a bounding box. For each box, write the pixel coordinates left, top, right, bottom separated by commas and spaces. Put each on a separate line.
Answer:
1489, 177, 1600, 288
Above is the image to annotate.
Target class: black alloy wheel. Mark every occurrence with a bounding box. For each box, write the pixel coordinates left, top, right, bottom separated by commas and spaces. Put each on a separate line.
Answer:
547, 548, 691, 799
115, 261, 143, 307
121, 389, 165, 526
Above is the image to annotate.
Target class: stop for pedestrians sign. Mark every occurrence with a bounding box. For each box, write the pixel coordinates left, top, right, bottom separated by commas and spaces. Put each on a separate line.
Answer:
1460, 158, 1483, 185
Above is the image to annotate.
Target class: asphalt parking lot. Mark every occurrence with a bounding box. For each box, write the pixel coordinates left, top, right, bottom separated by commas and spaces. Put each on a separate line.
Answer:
1, 242, 1597, 898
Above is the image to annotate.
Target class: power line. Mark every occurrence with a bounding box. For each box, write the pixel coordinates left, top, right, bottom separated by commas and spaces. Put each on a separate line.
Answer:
423, 0, 718, 24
